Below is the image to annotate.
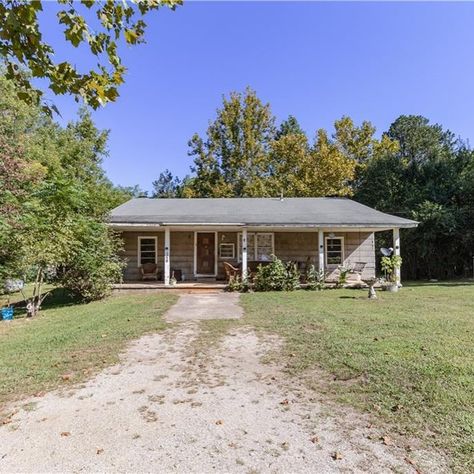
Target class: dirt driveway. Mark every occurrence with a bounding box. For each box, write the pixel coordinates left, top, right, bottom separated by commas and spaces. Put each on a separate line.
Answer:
0, 296, 446, 473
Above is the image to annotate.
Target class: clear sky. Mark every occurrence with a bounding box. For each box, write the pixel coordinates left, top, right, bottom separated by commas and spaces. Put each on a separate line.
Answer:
39, 1, 474, 192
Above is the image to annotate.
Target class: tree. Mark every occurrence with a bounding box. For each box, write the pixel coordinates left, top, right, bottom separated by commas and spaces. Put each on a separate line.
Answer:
355, 115, 474, 279
0, 0, 182, 113
275, 115, 305, 139
184, 88, 276, 197
152, 169, 182, 198
269, 128, 355, 197
0, 75, 127, 312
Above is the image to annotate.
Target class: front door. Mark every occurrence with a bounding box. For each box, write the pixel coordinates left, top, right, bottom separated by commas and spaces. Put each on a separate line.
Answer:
196, 232, 215, 275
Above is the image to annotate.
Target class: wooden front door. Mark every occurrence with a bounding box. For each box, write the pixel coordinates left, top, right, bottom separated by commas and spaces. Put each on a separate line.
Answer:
196, 232, 215, 275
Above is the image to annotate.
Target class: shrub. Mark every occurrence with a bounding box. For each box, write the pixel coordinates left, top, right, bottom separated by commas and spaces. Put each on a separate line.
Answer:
381, 255, 402, 282
306, 265, 326, 290
59, 223, 125, 301
284, 262, 301, 291
253, 256, 301, 292
225, 275, 249, 293
336, 265, 351, 288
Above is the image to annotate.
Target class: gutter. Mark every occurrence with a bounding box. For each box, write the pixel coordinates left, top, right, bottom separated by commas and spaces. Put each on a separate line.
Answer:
108, 221, 419, 229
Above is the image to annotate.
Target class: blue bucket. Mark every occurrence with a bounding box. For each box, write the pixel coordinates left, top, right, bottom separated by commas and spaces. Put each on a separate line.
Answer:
1, 306, 14, 321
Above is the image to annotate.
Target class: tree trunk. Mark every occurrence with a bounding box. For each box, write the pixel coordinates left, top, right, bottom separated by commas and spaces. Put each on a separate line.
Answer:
26, 267, 46, 317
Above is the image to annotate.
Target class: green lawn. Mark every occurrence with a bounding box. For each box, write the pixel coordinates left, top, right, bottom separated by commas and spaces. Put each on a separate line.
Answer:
1, 282, 473, 470
237, 282, 474, 472
0, 290, 177, 408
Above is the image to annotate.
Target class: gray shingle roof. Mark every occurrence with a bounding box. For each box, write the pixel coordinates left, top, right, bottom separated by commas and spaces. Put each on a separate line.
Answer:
109, 198, 418, 228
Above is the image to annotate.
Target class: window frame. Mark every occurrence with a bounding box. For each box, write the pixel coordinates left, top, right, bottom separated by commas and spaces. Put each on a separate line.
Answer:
137, 236, 158, 267
325, 236, 345, 266
219, 242, 235, 260
237, 232, 275, 262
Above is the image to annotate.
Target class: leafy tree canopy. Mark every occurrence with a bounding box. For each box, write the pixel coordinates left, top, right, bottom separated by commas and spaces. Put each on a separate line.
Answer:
0, 75, 127, 308
178, 89, 396, 199
355, 115, 474, 279
0, 0, 181, 113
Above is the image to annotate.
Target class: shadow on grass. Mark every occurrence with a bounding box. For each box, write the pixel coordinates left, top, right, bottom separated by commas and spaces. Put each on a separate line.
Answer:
10, 288, 83, 319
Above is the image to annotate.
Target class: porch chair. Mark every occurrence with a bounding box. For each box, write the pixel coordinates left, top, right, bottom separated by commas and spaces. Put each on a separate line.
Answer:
223, 261, 240, 282
140, 263, 159, 281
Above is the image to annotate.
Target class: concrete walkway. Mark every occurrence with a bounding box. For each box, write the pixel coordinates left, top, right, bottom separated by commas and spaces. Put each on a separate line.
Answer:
164, 293, 243, 322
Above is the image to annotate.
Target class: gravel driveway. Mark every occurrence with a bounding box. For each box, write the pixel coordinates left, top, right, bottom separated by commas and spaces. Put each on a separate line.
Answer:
0, 303, 447, 473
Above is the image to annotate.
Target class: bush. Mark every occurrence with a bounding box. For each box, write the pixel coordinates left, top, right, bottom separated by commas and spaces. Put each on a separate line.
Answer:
336, 265, 351, 288
253, 257, 300, 292
225, 275, 249, 293
59, 223, 125, 301
306, 265, 326, 290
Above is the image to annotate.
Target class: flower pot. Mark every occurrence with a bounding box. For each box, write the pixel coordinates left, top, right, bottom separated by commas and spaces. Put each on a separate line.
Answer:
387, 283, 399, 293
1, 306, 14, 321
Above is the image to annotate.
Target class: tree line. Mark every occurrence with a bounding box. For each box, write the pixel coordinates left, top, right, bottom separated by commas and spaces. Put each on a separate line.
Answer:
0, 76, 130, 311
146, 88, 474, 280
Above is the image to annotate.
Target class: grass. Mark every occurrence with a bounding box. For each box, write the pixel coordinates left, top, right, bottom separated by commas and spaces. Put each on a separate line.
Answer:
235, 282, 474, 472
0, 289, 177, 408
2, 281, 473, 470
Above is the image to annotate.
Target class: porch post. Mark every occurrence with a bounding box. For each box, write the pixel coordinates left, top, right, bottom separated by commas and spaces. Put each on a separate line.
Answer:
241, 228, 248, 280
393, 227, 401, 286
318, 229, 325, 274
164, 227, 170, 285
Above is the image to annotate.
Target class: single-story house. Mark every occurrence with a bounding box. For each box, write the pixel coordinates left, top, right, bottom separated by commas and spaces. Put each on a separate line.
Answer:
109, 197, 418, 285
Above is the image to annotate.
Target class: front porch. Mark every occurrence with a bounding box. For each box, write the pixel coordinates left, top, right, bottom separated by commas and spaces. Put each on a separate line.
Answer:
115, 226, 402, 287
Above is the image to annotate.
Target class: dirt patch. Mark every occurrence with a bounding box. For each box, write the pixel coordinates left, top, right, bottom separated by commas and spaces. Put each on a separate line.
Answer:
0, 323, 447, 473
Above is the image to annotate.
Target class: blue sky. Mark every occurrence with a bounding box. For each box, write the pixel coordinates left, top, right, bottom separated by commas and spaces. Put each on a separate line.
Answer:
40, 1, 474, 192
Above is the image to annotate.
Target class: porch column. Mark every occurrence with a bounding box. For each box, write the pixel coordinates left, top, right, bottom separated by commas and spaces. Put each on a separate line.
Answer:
318, 229, 325, 274
164, 227, 170, 285
241, 228, 248, 280
393, 227, 401, 286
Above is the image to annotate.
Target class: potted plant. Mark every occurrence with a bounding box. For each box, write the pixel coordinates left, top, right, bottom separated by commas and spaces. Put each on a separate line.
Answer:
380, 255, 402, 292
169, 271, 177, 286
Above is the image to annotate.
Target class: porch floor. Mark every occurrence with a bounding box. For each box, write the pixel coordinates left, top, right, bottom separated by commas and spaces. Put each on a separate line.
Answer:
113, 280, 227, 291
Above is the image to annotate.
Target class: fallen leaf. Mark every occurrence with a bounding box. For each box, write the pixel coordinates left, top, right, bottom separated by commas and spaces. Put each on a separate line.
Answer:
60, 431, 71, 437
310, 436, 320, 444
332, 451, 343, 460
101, 334, 107, 338
391, 404, 404, 412
280, 399, 289, 405
215, 419, 223, 425
96, 448, 104, 455
61, 373, 73, 381
34, 391, 45, 398
382, 435, 393, 446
